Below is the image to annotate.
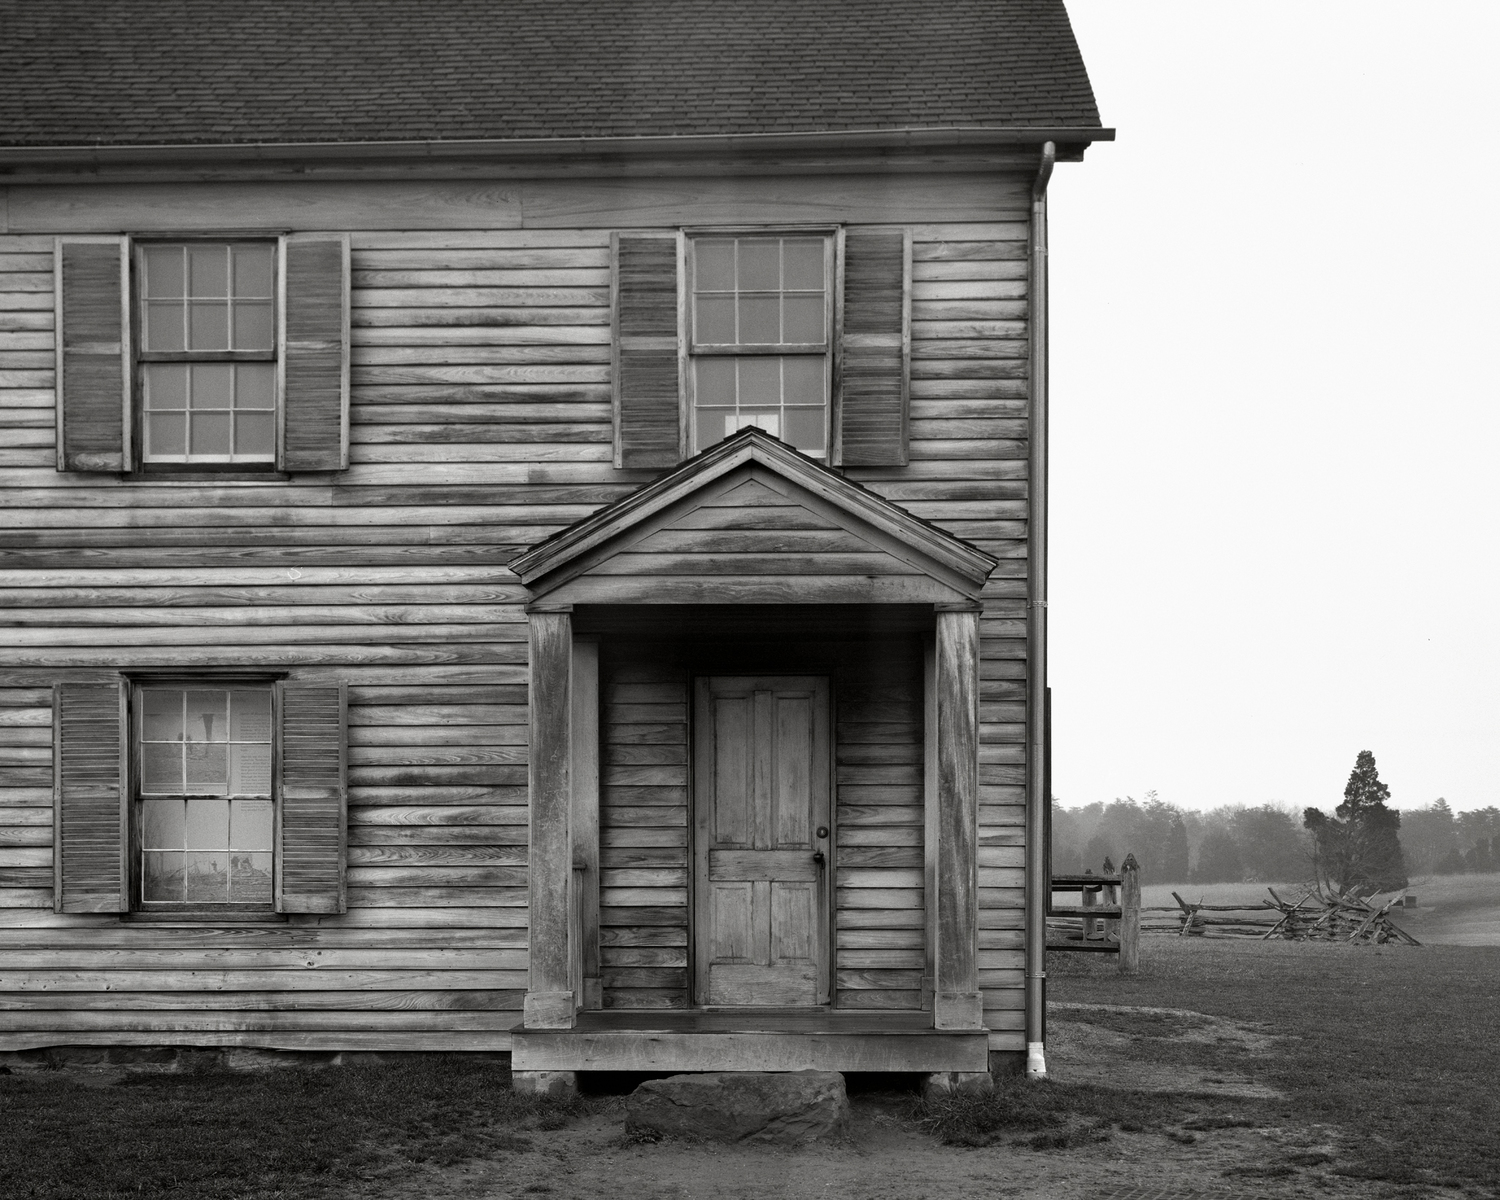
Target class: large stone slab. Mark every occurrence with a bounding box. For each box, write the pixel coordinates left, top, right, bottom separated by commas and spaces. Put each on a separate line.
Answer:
625, 1070, 850, 1144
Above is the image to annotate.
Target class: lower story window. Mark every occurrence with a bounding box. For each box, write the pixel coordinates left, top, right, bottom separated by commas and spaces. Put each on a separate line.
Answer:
136, 684, 274, 907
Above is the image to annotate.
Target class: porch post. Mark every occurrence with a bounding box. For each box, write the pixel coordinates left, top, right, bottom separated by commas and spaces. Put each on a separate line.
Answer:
934, 606, 983, 1029
525, 607, 575, 1029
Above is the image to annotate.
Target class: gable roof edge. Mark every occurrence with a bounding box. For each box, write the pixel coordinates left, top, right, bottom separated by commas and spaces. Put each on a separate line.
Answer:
511, 428, 999, 591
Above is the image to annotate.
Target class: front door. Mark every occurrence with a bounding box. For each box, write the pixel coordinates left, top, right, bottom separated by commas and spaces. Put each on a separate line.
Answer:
693, 676, 831, 1006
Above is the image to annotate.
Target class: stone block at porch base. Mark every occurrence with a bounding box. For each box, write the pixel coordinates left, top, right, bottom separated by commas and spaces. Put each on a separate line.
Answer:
625, 1071, 850, 1145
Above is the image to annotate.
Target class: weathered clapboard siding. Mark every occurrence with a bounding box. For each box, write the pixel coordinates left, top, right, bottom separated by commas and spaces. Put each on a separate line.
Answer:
849, 221, 1032, 1041
1, 207, 1032, 1052
834, 645, 927, 1010
598, 650, 691, 1009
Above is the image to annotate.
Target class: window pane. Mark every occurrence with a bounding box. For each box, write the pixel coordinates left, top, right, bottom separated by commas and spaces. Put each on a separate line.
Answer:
694, 240, 735, 291
141, 743, 183, 794
185, 798, 230, 849
190, 413, 233, 457
235, 363, 275, 409
737, 240, 779, 291
229, 689, 272, 741
229, 744, 273, 796
694, 358, 736, 406
782, 239, 825, 291
230, 798, 274, 851
185, 691, 228, 741
696, 408, 728, 450
782, 295, 825, 344
141, 798, 186, 849
142, 690, 184, 741
188, 301, 229, 350
235, 412, 275, 459
145, 301, 186, 352
728, 410, 780, 437
185, 744, 228, 794
233, 301, 274, 351
145, 364, 188, 410
145, 412, 187, 459
782, 357, 825, 405
144, 247, 185, 299
185, 851, 230, 902
738, 295, 779, 344
189, 245, 229, 297
191, 364, 234, 408
233, 245, 274, 298
143, 851, 184, 902
231, 853, 273, 904
784, 408, 826, 455
739, 357, 780, 405
695, 295, 735, 344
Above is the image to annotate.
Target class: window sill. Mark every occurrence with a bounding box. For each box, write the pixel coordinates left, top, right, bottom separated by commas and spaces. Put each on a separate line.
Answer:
124, 911, 287, 924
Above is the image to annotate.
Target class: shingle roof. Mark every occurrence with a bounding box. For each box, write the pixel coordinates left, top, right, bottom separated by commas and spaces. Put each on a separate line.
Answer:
0, 0, 1103, 148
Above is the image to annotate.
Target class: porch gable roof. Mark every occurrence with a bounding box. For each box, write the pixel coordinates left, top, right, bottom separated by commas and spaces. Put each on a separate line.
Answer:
511, 427, 999, 606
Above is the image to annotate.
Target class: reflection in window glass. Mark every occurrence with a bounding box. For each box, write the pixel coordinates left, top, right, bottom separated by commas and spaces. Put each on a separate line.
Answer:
137, 686, 274, 906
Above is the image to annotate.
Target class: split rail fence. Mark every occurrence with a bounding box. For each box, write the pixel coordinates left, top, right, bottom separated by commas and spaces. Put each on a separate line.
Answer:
1046, 854, 1140, 973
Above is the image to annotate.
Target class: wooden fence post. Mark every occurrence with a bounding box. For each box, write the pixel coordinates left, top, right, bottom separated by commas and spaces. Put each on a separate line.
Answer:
1101, 856, 1117, 944
1081, 867, 1096, 940
1119, 853, 1140, 975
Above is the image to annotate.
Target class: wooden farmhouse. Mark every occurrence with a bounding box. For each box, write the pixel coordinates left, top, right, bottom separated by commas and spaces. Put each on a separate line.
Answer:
0, 1, 1109, 1086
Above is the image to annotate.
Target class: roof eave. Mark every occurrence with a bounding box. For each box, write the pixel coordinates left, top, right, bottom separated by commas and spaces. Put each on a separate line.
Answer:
0, 125, 1113, 172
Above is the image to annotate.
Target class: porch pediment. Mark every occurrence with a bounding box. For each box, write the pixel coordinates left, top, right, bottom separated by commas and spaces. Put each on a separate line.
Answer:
510, 428, 997, 606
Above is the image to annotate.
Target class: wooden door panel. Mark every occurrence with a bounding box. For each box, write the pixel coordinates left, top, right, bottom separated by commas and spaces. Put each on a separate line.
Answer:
709, 849, 820, 882
694, 675, 831, 1006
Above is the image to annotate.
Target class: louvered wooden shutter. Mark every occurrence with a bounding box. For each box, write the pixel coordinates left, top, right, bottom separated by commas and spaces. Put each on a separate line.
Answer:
280, 234, 350, 472
835, 229, 911, 466
55, 238, 130, 473
612, 232, 682, 468
276, 681, 347, 913
53, 681, 128, 913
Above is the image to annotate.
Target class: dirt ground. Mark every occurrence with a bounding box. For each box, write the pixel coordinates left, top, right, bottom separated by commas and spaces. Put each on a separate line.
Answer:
344, 1007, 1430, 1200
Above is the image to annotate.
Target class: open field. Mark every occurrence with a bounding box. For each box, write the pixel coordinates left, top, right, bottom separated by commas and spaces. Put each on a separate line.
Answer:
2, 936, 1495, 1199
1141, 871, 1500, 945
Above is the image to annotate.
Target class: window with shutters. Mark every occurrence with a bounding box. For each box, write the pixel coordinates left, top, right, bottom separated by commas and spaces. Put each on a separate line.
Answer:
133, 683, 277, 909
687, 234, 833, 458
136, 242, 278, 466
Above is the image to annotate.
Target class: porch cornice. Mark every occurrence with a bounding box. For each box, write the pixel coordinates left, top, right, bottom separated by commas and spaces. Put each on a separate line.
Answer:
509, 427, 999, 592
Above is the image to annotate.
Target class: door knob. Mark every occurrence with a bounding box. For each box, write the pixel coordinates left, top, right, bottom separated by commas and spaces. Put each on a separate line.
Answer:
813, 850, 826, 867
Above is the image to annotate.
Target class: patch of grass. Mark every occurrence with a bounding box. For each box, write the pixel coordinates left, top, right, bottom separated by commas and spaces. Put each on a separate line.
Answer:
0, 1055, 583, 1199
1051, 938, 1500, 1192
918, 1075, 1275, 1149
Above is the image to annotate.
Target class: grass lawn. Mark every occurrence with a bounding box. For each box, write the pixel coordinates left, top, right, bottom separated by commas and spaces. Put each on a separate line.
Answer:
1050, 937, 1500, 1195
0, 1054, 573, 1200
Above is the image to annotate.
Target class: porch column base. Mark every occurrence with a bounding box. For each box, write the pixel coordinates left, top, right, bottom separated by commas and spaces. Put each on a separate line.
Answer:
933, 991, 984, 1030
512, 1070, 577, 1098
523, 991, 577, 1030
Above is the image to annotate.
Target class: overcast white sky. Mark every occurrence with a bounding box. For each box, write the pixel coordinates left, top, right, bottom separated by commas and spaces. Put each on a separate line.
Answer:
1047, 2, 1500, 815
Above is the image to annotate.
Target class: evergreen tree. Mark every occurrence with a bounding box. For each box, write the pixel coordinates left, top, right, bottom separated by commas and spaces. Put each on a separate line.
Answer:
1303, 750, 1408, 895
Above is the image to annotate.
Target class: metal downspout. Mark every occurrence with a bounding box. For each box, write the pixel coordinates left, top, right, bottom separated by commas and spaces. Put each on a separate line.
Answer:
1025, 141, 1056, 1078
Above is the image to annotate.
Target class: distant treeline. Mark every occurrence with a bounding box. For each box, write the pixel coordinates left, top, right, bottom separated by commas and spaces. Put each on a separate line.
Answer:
1051, 793, 1500, 885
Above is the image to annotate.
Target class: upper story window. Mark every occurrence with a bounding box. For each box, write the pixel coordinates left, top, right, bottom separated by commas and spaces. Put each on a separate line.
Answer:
137, 242, 277, 465
687, 235, 832, 458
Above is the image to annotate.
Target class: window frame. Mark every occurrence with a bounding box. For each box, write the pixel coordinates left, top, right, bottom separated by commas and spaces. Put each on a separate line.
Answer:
127, 675, 282, 916
683, 226, 838, 460
129, 234, 283, 474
